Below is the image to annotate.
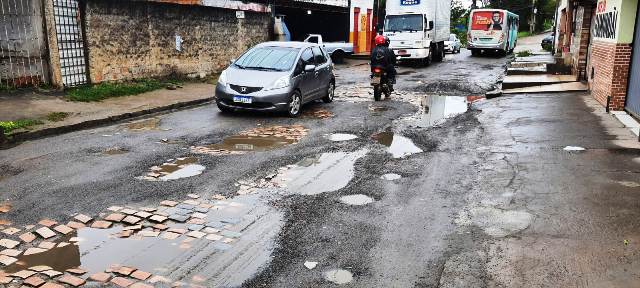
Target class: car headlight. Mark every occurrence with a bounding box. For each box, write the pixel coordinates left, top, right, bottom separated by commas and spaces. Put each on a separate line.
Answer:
266, 76, 290, 91
218, 70, 228, 86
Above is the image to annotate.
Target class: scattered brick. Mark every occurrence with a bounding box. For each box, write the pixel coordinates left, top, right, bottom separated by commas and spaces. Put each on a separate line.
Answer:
134, 211, 152, 219
206, 234, 223, 241
0, 275, 12, 284
0, 255, 17, 265
191, 212, 207, 219
58, 274, 86, 286
130, 270, 151, 281
88, 272, 111, 283
66, 221, 85, 229
160, 200, 178, 207
186, 231, 206, 239
148, 275, 171, 284
104, 213, 126, 222
12, 270, 37, 279
167, 228, 186, 234
65, 268, 86, 275
2, 227, 21, 235
107, 206, 124, 212
152, 224, 168, 230
160, 232, 180, 240
149, 215, 168, 223
130, 283, 154, 288
38, 242, 56, 250
0, 238, 20, 249
183, 200, 199, 206
114, 266, 136, 276
187, 194, 200, 199
24, 275, 46, 287
0, 249, 22, 257
52, 225, 73, 235
40, 270, 63, 278
138, 230, 160, 237
41, 283, 65, 288
122, 216, 141, 225
19, 232, 37, 243
29, 266, 53, 272
139, 207, 157, 212
34, 227, 56, 239
74, 214, 92, 224
38, 219, 57, 227
24, 248, 46, 255
111, 276, 134, 287
120, 209, 138, 215
90, 221, 112, 229
116, 230, 134, 238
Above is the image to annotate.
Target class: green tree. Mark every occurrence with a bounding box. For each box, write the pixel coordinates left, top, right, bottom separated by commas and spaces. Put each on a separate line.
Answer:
451, 0, 470, 44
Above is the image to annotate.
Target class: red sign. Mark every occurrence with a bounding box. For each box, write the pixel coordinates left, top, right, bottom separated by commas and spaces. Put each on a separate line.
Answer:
471, 11, 504, 31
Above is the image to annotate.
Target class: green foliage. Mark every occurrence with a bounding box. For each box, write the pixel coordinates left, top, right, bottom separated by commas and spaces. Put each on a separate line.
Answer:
66, 79, 164, 102
451, 0, 470, 45
0, 119, 44, 134
516, 50, 533, 57
518, 31, 532, 38
46, 112, 71, 122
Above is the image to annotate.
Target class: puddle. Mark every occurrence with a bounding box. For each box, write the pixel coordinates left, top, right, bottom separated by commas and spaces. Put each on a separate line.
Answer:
372, 132, 423, 158
415, 95, 469, 128
141, 157, 205, 181
270, 150, 368, 195
563, 146, 586, 152
329, 133, 358, 142
634, 157, 640, 164
192, 125, 308, 155
455, 206, 533, 237
381, 173, 402, 181
369, 106, 389, 113
324, 269, 354, 284
126, 118, 160, 131
339, 194, 374, 206
103, 147, 129, 155
618, 181, 640, 188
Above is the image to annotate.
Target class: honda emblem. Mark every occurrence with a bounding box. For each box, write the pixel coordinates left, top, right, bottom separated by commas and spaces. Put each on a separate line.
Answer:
241, 87, 247, 93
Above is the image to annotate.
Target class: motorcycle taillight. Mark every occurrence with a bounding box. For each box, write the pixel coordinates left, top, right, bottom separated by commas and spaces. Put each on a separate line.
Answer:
373, 67, 382, 73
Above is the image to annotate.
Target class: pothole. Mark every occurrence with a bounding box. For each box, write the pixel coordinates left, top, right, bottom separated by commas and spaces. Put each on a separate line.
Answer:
618, 181, 640, 188
414, 95, 469, 128
563, 146, 586, 152
324, 269, 354, 284
139, 157, 205, 181
126, 118, 160, 131
339, 194, 374, 206
102, 147, 129, 155
192, 125, 308, 156
381, 173, 402, 181
372, 131, 423, 158
455, 206, 533, 238
328, 133, 358, 142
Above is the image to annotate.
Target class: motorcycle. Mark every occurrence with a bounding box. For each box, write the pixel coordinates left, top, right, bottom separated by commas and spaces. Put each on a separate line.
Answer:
370, 66, 393, 101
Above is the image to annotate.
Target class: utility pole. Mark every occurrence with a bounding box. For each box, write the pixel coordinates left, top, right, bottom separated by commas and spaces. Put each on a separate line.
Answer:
530, 0, 537, 34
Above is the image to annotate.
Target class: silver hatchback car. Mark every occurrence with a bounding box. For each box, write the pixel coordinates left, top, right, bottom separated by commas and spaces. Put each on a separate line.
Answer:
216, 42, 335, 117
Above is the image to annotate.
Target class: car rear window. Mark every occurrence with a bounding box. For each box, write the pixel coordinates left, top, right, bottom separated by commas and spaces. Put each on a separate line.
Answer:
235, 47, 299, 71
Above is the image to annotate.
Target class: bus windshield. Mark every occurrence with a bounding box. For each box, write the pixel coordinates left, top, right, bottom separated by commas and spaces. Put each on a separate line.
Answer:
385, 14, 423, 32
471, 10, 504, 31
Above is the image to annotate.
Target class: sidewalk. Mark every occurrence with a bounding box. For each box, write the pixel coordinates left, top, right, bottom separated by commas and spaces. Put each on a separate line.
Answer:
0, 83, 214, 143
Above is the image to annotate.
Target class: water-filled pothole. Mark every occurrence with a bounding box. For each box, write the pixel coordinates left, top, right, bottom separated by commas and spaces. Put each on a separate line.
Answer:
372, 132, 423, 158
328, 134, 358, 142
140, 157, 205, 181
192, 125, 308, 155
381, 173, 402, 181
415, 95, 469, 128
339, 194, 374, 206
126, 118, 160, 131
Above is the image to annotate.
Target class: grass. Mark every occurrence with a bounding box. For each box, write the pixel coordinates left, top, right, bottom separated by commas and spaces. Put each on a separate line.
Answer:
66, 79, 165, 102
46, 112, 70, 122
516, 50, 533, 57
0, 119, 44, 134
518, 31, 532, 38
0, 83, 14, 92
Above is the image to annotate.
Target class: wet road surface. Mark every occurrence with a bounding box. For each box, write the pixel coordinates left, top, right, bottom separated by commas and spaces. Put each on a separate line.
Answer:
1, 49, 640, 287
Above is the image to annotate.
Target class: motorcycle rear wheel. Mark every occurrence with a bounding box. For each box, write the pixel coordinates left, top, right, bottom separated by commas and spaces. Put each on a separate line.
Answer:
374, 86, 382, 101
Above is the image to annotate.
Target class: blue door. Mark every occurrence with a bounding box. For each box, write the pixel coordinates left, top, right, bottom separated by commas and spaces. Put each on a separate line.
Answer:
626, 6, 640, 117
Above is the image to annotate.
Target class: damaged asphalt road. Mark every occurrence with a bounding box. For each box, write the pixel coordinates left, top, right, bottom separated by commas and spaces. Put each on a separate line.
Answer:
1, 50, 640, 287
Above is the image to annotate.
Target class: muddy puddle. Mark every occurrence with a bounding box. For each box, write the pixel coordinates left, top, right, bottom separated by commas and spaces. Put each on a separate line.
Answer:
328, 133, 358, 142
381, 173, 402, 181
0, 194, 283, 287
339, 194, 374, 206
126, 118, 161, 131
141, 157, 205, 181
372, 131, 423, 158
414, 95, 469, 128
192, 125, 308, 156
324, 269, 354, 284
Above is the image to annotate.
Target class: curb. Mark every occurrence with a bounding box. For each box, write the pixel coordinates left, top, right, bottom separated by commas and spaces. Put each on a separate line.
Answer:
1, 97, 214, 149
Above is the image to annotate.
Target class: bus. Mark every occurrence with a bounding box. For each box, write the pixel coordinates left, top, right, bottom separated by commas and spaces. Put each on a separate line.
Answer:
467, 9, 519, 56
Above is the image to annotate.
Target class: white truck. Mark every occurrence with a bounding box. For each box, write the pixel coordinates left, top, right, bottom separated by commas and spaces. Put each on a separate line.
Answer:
304, 34, 354, 64
383, 0, 451, 65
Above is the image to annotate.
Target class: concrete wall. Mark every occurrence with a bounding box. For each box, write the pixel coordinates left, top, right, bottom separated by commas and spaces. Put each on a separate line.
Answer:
83, 0, 271, 83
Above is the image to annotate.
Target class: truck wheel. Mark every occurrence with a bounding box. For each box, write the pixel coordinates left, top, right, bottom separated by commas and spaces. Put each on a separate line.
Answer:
471, 49, 479, 56
423, 47, 433, 66
433, 43, 445, 62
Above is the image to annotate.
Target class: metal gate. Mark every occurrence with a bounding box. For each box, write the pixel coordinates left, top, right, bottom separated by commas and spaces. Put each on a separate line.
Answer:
0, 0, 49, 88
626, 4, 640, 118
52, 0, 87, 87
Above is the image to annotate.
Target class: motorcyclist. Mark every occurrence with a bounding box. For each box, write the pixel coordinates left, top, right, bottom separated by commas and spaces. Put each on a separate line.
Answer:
371, 35, 397, 84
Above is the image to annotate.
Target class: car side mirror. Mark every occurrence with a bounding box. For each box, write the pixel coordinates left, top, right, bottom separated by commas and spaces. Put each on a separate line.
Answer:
304, 64, 315, 72
428, 21, 434, 30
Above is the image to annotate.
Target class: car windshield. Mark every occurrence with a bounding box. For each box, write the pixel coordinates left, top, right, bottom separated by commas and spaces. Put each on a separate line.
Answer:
234, 47, 299, 71
385, 14, 423, 32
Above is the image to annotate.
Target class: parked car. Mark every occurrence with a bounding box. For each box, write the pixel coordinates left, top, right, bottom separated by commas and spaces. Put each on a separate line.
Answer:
216, 42, 335, 117
304, 34, 353, 64
445, 33, 462, 53
541, 33, 554, 50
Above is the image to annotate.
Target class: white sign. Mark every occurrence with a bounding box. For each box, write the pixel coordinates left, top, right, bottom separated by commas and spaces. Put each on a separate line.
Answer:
236, 11, 245, 19
175, 35, 182, 51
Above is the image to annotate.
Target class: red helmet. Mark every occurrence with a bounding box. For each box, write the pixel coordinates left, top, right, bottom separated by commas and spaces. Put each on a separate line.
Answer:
375, 35, 386, 46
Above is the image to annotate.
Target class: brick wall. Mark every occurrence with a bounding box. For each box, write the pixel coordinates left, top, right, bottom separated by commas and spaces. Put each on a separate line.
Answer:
590, 41, 632, 110
84, 0, 271, 83
572, 5, 593, 79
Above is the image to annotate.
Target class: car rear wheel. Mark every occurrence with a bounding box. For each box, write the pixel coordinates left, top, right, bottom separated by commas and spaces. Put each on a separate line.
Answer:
288, 91, 302, 117
323, 82, 335, 103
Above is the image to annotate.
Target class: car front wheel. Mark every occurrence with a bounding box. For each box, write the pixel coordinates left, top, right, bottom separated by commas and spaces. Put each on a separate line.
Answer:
288, 91, 302, 117
323, 82, 335, 103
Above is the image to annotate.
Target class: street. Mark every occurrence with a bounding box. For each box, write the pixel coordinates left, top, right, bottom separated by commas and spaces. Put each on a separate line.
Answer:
1, 49, 640, 288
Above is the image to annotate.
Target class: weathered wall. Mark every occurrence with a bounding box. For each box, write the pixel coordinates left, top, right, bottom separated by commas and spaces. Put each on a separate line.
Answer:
84, 0, 271, 83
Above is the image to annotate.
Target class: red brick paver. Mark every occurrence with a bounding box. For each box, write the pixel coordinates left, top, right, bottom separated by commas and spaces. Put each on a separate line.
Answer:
110, 276, 134, 287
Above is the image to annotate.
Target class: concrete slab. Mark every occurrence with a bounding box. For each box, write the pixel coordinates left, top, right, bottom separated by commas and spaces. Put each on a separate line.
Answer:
514, 54, 555, 64
613, 113, 640, 128
503, 82, 589, 94
504, 74, 576, 84
510, 62, 549, 68
507, 66, 547, 76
